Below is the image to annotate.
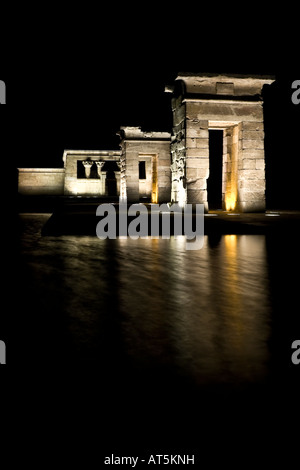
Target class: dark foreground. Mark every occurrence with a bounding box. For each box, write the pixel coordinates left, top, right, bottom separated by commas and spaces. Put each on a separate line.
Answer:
7, 206, 300, 464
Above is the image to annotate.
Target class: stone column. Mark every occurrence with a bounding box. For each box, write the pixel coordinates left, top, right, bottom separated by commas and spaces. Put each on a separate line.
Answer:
170, 96, 187, 206
115, 162, 121, 195
170, 155, 186, 205
119, 157, 127, 201
82, 161, 93, 179
101, 172, 107, 195
95, 161, 105, 178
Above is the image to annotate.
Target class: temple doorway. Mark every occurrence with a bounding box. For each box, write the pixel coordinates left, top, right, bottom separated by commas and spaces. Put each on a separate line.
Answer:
207, 129, 223, 210
104, 161, 118, 196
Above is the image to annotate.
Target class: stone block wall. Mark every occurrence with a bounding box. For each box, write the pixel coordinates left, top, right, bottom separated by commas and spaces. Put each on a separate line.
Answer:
170, 94, 187, 204
185, 115, 210, 210
63, 150, 121, 197
18, 168, 65, 195
167, 73, 275, 212
118, 127, 171, 203
237, 120, 266, 212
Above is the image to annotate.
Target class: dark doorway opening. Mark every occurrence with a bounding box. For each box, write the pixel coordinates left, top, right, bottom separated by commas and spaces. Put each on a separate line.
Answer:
207, 129, 223, 210
139, 161, 146, 179
103, 161, 118, 196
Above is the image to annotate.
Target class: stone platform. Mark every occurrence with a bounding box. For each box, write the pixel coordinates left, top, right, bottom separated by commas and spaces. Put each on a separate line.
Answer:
40, 200, 300, 237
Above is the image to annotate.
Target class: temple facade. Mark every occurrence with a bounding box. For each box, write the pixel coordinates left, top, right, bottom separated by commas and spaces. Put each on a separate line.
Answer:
18, 73, 275, 211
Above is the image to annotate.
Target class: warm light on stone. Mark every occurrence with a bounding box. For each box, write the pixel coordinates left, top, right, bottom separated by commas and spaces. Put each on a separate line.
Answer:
18, 73, 275, 211
166, 72, 275, 212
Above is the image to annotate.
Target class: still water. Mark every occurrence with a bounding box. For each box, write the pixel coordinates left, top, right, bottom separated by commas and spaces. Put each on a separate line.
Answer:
15, 213, 299, 389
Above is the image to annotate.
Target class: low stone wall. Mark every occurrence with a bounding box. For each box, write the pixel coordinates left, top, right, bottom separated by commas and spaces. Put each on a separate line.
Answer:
18, 168, 65, 195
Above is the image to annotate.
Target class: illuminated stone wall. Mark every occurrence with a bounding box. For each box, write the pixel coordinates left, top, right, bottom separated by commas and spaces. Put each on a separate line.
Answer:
18, 168, 65, 195
18, 74, 275, 211
167, 73, 275, 212
62, 150, 121, 197
118, 127, 171, 203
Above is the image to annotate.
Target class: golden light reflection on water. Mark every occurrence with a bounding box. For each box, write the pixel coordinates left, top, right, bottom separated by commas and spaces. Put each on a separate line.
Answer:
116, 235, 271, 385
19, 215, 271, 385
223, 235, 244, 352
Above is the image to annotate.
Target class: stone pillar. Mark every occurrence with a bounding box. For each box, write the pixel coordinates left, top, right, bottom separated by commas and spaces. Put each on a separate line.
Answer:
185, 117, 209, 211
82, 161, 93, 179
95, 161, 105, 178
223, 125, 239, 211
115, 172, 120, 195
101, 172, 107, 195
119, 157, 127, 201
170, 95, 187, 206
237, 119, 266, 212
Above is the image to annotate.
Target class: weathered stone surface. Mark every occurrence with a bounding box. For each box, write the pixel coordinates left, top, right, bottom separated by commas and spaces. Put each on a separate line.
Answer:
186, 138, 197, 148
241, 149, 265, 159
256, 159, 265, 169
18, 169, 65, 195
186, 157, 210, 168
241, 159, 256, 170
238, 200, 266, 212
187, 188, 208, 205
186, 148, 209, 158
242, 139, 264, 150
239, 169, 265, 180
177, 73, 274, 97
242, 121, 264, 130
239, 190, 265, 202
238, 179, 266, 191
196, 139, 209, 149
173, 103, 186, 126
186, 101, 264, 123
242, 130, 265, 140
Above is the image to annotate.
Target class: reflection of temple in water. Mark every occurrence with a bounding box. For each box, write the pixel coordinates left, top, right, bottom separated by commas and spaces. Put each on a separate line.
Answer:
18, 73, 275, 212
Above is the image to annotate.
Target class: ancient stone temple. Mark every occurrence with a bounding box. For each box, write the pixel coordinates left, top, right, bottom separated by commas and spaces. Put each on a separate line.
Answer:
18, 72, 275, 212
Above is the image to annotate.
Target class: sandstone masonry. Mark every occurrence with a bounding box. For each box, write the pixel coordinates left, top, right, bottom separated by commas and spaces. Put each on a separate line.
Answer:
18, 73, 275, 212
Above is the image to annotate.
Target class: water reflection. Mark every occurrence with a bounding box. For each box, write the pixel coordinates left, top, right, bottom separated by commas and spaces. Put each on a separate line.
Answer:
17, 215, 271, 386
117, 235, 271, 385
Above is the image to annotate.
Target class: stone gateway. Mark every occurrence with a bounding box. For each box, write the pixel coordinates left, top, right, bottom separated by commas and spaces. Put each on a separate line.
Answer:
18, 73, 275, 212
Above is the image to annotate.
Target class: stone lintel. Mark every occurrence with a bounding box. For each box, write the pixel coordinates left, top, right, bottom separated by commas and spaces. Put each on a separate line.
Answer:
18, 168, 65, 173
175, 72, 275, 97
63, 150, 121, 166
118, 126, 171, 141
